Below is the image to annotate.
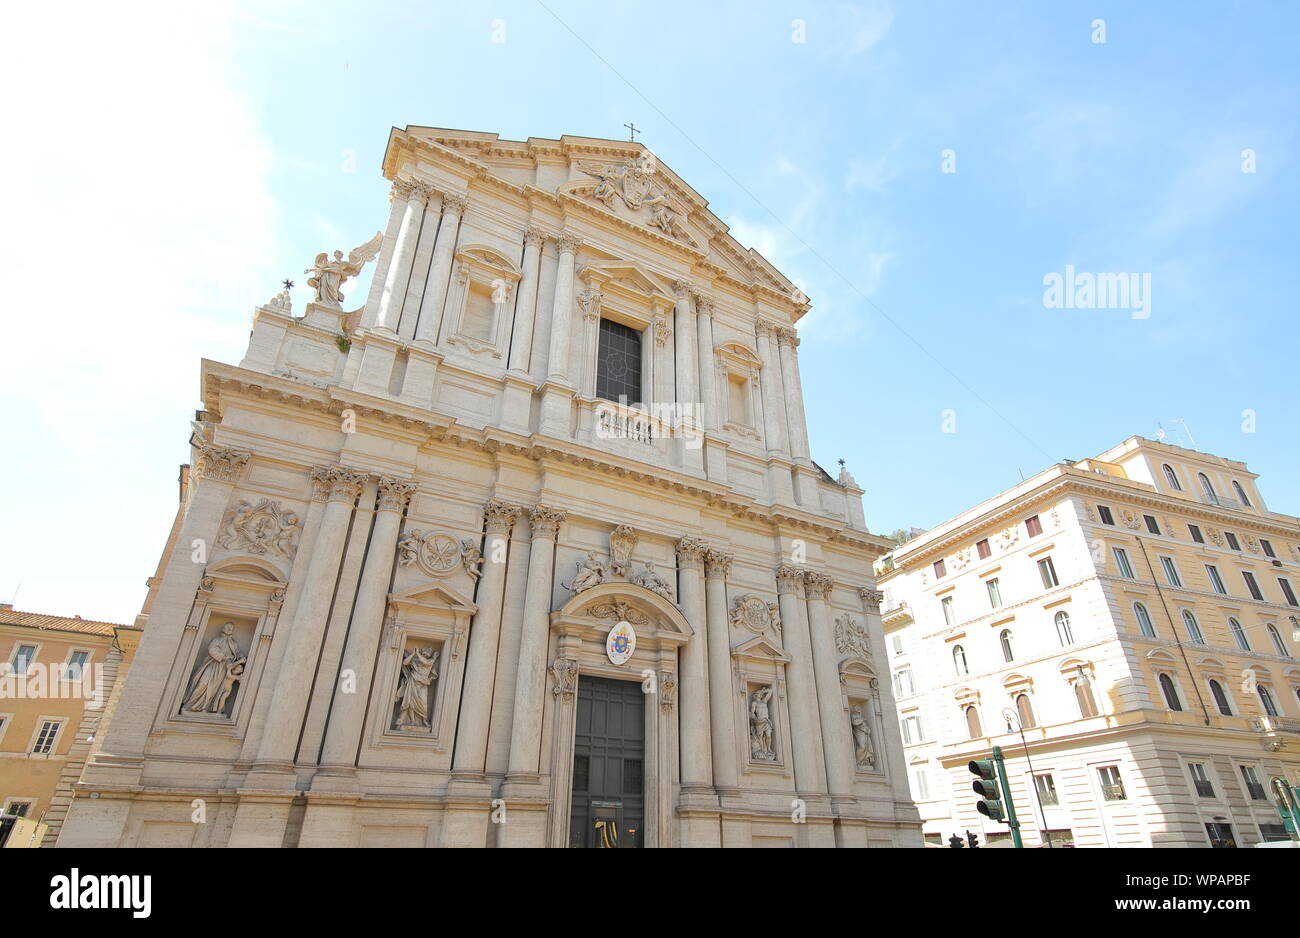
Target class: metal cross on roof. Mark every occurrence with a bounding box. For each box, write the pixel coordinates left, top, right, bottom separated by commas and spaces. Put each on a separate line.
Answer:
624, 122, 640, 141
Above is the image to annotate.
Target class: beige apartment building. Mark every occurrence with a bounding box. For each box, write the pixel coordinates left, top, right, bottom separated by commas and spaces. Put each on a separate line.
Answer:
0, 605, 138, 845
880, 436, 1300, 847
58, 125, 919, 848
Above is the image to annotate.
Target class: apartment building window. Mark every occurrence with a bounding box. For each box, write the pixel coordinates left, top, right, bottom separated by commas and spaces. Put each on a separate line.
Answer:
1144, 514, 1161, 535
1292, 616, 1300, 643
594, 318, 643, 404
1015, 693, 1036, 729
1188, 524, 1205, 544
1055, 610, 1074, 645
1198, 473, 1217, 502
964, 705, 982, 739
1258, 685, 1280, 717
1113, 547, 1134, 579
1260, 823, 1292, 842
900, 714, 924, 745
1229, 617, 1251, 652
976, 538, 991, 559
1098, 765, 1127, 801
1160, 556, 1182, 588
987, 578, 1002, 609
893, 669, 915, 698
1134, 602, 1156, 638
1098, 505, 1115, 525
1182, 610, 1205, 644
1038, 557, 1060, 589
891, 633, 904, 656
1225, 531, 1241, 551
64, 650, 90, 681
1205, 564, 1227, 595
9, 644, 36, 676
1026, 515, 1043, 537
32, 719, 62, 755
1266, 623, 1290, 657
1159, 673, 1183, 711
941, 596, 955, 626
953, 644, 969, 676
1243, 571, 1264, 601
1034, 773, 1060, 806
1163, 464, 1183, 490
1000, 629, 1014, 663
1240, 765, 1267, 801
933, 559, 947, 579
1209, 679, 1233, 716
1232, 481, 1253, 508
1261, 539, 1276, 559
1075, 678, 1098, 717
2, 800, 33, 819
911, 768, 930, 801
1189, 762, 1216, 798
1279, 578, 1298, 607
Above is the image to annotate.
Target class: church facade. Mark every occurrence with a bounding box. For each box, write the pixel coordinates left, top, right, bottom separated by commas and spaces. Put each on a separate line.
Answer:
59, 127, 921, 848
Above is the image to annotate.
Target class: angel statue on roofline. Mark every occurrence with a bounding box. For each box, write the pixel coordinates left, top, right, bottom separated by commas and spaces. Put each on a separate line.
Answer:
304, 231, 383, 307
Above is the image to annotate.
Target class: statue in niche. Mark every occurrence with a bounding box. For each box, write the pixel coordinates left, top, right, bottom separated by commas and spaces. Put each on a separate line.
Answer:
564, 551, 609, 594
393, 645, 439, 730
851, 706, 876, 769
632, 561, 674, 601
183, 622, 246, 714
304, 231, 383, 307
749, 686, 776, 762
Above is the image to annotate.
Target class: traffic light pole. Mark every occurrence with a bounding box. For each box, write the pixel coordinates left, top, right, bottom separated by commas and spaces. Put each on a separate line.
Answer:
992, 746, 1023, 849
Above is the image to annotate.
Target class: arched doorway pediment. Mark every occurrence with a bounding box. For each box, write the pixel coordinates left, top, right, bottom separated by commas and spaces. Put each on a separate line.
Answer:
551, 581, 693, 647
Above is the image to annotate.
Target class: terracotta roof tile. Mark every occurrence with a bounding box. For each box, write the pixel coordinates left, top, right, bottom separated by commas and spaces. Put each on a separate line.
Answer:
0, 606, 132, 637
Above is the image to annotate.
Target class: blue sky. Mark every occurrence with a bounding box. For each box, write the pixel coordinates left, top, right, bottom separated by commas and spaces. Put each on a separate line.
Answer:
2, 1, 1297, 622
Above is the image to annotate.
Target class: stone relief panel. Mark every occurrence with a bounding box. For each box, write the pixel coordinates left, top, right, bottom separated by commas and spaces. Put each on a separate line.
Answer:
730, 594, 782, 641
217, 499, 301, 559
397, 529, 481, 580
834, 614, 872, 660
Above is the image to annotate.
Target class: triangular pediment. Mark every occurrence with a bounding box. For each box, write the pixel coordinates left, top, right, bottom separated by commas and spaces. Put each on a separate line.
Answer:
389, 581, 478, 615
579, 260, 672, 303
731, 635, 789, 663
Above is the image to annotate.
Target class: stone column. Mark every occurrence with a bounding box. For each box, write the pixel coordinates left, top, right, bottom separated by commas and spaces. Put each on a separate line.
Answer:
252, 466, 367, 772
704, 548, 739, 790
451, 499, 523, 774
545, 236, 581, 382
755, 321, 788, 458
315, 476, 416, 776
675, 537, 712, 789
695, 295, 717, 430
374, 178, 432, 332
804, 571, 854, 800
777, 327, 811, 463
672, 280, 697, 409
505, 505, 566, 776
775, 564, 824, 795
507, 228, 546, 373
413, 193, 467, 346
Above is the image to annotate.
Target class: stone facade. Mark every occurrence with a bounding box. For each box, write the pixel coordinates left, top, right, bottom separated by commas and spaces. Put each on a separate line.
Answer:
880, 436, 1300, 847
57, 126, 919, 848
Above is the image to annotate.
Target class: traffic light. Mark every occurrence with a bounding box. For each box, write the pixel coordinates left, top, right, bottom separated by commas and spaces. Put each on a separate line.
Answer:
970, 758, 1005, 821
948, 834, 965, 849
966, 830, 980, 848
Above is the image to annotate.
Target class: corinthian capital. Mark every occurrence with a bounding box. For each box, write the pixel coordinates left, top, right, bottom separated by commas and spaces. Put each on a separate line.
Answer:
704, 548, 733, 580
755, 319, 773, 338
484, 498, 523, 534
376, 476, 417, 513
803, 570, 834, 600
325, 467, 368, 503
529, 505, 567, 540
675, 536, 709, 569
440, 192, 469, 216
524, 226, 548, 248
557, 234, 583, 255
776, 327, 800, 348
672, 278, 694, 299
392, 177, 434, 204
195, 444, 251, 483
859, 587, 883, 614
694, 294, 715, 315
775, 563, 805, 595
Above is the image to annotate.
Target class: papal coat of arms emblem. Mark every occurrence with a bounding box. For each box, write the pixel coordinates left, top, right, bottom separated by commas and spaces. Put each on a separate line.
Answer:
605, 621, 637, 666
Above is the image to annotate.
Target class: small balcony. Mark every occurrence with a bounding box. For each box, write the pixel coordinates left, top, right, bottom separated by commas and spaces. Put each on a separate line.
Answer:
1101, 783, 1127, 802
1199, 492, 1244, 511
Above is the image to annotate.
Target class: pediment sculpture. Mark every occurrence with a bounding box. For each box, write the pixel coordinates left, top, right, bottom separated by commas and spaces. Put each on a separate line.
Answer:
564, 550, 609, 594
218, 499, 300, 558
631, 561, 675, 602
575, 157, 698, 247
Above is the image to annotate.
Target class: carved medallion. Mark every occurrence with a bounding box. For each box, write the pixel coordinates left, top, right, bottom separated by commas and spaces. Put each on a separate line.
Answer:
730, 595, 776, 635
217, 499, 300, 558
397, 529, 470, 577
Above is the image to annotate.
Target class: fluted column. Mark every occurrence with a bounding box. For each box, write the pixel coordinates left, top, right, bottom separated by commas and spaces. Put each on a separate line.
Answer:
755, 321, 788, 457
545, 236, 581, 383
775, 564, 823, 794
675, 537, 712, 789
254, 466, 367, 769
452, 499, 523, 774
704, 547, 739, 789
506, 505, 566, 775
695, 295, 717, 430
777, 327, 810, 463
413, 193, 467, 345
804, 571, 854, 799
507, 228, 546, 373
374, 179, 433, 332
318, 476, 416, 771
672, 280, 697, 409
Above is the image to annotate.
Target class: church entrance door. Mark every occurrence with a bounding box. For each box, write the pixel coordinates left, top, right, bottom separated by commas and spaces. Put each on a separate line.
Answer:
568, 676, 645, 847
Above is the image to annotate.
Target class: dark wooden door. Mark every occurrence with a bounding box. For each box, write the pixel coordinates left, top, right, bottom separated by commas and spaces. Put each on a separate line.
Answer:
569, 676, 645, 848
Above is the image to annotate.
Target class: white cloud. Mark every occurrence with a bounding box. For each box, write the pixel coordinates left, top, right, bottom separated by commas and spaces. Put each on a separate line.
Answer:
837, 2, 895, 57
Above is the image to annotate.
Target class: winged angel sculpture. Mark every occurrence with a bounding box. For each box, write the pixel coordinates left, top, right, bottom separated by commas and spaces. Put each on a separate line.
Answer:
304, 231, 383, 307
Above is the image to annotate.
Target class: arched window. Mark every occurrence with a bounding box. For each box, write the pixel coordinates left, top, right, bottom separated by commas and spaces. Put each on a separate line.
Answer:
1055, 610, 1074, 645
953, 644, 968, 676
1159, 673, 1183, 711
1291, 616, 1300, 643
1134, 602, 1156, 638
1231, 480, 1252, 507
1162, 464, 1182, 490
1075, 678, 1098, 718
1182, 610, 1204, 644
1198, 472, 1216, 501
1229, 618, 1250, 652
1258, 685, 1280, 717
1016, 693, 1036, 729
965, 705, 982, 739
1208, 679, 1232, 716
1266, 623, 1290, 657
1000, 630, 1014, 663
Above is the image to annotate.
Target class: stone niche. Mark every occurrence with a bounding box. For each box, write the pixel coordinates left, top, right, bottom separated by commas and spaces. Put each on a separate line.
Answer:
177, 613, 258, 721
